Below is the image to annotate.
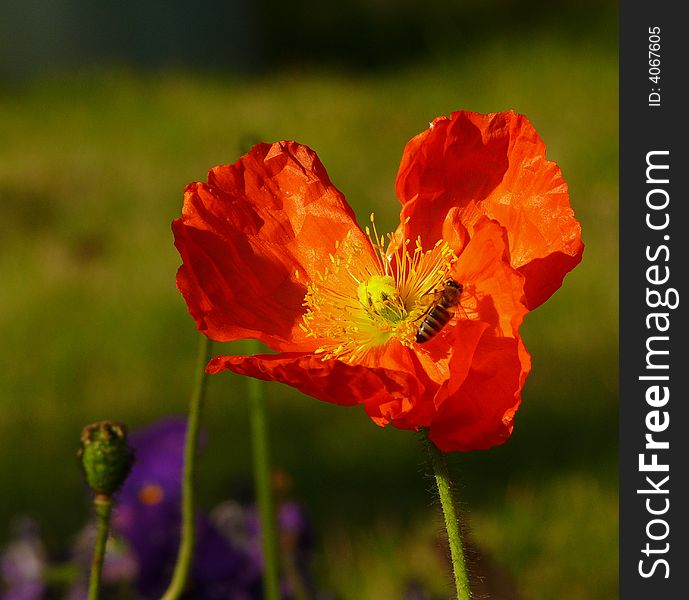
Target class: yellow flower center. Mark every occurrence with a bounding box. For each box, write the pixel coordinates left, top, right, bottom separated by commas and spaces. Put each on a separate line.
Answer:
300, 215, 456, 364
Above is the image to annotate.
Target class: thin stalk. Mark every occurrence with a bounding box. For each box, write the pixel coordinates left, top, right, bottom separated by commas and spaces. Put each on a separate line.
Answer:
160, 334, 213, 600
247, 340, 280, 600
421, 430, 472, 600
88, 495, 113, 600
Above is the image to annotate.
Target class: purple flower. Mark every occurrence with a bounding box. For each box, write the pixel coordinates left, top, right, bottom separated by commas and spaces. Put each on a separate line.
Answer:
0, 518, 46, 600
2, 418, 321, 600
278, 502, 316, 599
112, 417, 256, 599
233, 501, 315, 600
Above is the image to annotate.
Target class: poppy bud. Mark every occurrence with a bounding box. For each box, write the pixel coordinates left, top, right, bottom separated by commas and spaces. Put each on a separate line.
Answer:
78, 421, 134, 498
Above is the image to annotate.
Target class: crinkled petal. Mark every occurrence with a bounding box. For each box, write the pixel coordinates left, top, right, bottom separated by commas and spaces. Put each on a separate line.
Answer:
173, 141, 373, 351
208, 350, 428, 419
402, 217, 527, 384
395, 319, 489, 431
426, 218, 532, 451
453, 217, 528, 338
362, 341, 437, 428
396, 110, 583, 308
208, 336, 451, 430
429, 332, 531, 452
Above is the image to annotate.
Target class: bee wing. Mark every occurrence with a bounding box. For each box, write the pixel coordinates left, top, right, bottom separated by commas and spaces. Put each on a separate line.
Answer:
453, 287, 477, 323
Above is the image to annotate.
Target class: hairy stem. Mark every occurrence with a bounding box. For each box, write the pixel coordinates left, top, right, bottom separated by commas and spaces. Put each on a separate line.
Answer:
422, 429, 472, 600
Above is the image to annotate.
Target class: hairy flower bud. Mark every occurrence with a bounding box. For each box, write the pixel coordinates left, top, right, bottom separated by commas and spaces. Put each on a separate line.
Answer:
78, 421, 134, 497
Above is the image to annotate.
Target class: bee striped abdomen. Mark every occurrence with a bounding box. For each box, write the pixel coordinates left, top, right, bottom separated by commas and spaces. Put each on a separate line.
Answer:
415, 279, 463, 344
415, 305, 451, 343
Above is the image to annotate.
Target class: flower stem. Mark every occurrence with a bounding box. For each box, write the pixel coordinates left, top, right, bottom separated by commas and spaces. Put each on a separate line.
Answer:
88, 495, 113, 600
247, 340, 280, 600
160, 334, 213, 600
421, 429, 472, 600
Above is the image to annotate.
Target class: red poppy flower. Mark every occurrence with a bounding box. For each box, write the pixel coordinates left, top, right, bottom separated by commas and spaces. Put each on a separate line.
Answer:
173, 110, 583, 452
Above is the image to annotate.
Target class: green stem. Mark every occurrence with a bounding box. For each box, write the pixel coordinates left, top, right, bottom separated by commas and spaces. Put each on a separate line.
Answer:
247, 340, 280, 600
421, 430, 472, 600
160, 334, 213, 600
88, 495, 113, 600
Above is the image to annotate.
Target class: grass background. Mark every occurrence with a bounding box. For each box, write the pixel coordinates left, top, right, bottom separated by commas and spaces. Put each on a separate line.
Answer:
0, 15, 617, 600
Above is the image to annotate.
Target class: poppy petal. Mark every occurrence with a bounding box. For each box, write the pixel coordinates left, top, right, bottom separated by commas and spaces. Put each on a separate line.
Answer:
396, 110, 583, 308
207, 349, 429, 422
429, 332, 531, 452
453, 217, 528, 338
173, 141, 372, 351
405, 217, 527, 379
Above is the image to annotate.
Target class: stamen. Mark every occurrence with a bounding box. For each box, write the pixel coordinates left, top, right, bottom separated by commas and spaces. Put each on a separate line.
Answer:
301, 217, 457, 364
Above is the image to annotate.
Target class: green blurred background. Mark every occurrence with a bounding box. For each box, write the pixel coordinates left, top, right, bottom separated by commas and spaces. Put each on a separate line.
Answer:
0, 1, 618, 598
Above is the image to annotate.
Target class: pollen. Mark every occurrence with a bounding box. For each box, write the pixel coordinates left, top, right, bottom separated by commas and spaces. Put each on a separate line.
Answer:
301, 215, 456, 364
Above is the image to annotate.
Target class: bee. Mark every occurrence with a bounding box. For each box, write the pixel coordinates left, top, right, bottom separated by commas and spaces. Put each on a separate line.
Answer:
415, 280, 463, 344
